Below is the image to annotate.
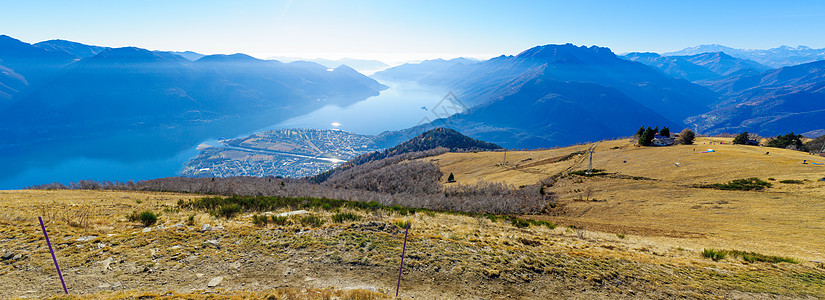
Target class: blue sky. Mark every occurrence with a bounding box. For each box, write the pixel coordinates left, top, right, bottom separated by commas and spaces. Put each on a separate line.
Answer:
3, 0, 825, 62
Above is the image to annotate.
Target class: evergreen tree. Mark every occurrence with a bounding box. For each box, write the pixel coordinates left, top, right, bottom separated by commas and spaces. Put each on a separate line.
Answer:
733, 132, 750, 145
659, 127, 670, 138
676, 128, 695, 145
653, 126, 659, 134
639, 127, 655, 146
767, 132, 806, 151
636, 126, 645, 137
447, 173, 456, 183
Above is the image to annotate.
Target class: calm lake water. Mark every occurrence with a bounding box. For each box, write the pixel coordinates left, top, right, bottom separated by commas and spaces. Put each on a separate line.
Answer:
266, 82, 448, 135
0, 81, 447, 189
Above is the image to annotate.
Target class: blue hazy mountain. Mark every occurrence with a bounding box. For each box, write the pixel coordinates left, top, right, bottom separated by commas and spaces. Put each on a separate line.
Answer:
674, 52, 771, 77
621, 52, 721, 82
428, 44, 718, 121
622, 52, 771, 82
0, 35, 77, 88
371, 58, 477, 82
33, 39, 108, 58
268, 56, 390, 74
687, 60, 825, 136
0, 37, 386, 173
665, 44, 825, 68
0, 64, 27, 104
169, 51, 205, 61
375, 44, 713, 148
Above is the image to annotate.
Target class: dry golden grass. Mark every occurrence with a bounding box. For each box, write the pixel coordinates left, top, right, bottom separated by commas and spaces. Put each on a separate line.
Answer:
1, 166, 824, 299
425, 137, 825, 262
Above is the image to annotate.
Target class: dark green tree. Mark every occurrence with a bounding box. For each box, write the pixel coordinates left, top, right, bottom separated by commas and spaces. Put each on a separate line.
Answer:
659, 127, 670, 138
733, 132, 750, 145
676, 128, 695, 145
636, 126, 645, 137
653, 126, 659, 134
766, 132, 806, 151
638, 127, 655, 146
447, 173, 456, 183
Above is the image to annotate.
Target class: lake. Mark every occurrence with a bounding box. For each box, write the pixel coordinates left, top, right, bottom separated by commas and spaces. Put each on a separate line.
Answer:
0, 81, 448, 189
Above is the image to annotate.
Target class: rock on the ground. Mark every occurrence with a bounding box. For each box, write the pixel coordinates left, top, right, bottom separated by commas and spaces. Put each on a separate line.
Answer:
101, 257, 114, 272
1, 252, 14, 260
277, 210, 309, 217
201, 224, 211, 232
208, 276, 223, 287
77, 236, 98, 242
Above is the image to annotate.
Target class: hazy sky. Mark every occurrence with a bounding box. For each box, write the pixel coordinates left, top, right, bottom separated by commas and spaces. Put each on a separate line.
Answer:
3, 0, 825, 63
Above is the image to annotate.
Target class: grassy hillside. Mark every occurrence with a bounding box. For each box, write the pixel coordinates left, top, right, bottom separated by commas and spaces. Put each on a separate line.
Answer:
2, 138, 825, 299
423, 137, 825, 262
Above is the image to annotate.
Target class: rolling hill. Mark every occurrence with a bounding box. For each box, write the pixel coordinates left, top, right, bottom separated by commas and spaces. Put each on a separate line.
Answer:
3, 136, 824, 299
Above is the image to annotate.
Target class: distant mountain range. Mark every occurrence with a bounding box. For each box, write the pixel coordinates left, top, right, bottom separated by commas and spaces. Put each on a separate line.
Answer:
268, 56, 390, 74
0, 35, 386, 161
623, 52, 771, 82
371, 58, 477, 82
686, 59, 825, 136
664, 44, 825, 68
375, 44, 718, 148
372, 43, 825, 145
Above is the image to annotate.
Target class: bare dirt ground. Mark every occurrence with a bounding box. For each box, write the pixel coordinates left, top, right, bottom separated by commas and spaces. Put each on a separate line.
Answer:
1, 187, 824, 299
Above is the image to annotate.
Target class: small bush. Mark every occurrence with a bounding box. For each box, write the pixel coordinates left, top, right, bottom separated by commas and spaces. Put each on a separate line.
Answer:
331, 212, 361, 223
616, 233, 626, 239
216, 204, 242, 218
252, 215, 269, 227
509, 218, 530, 228
702, 249, 797, 264
726, 249, 798, 264
393, 220, 410, 230
127, 211, 158, 227
570, 169, 606, 177
779, 179, 803, 184
695, 178, 772, 191
300, 215, 324, 227
702, 249, 726, 261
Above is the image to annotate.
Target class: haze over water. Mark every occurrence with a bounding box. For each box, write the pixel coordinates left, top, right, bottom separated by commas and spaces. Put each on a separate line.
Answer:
0, 81, 446, 189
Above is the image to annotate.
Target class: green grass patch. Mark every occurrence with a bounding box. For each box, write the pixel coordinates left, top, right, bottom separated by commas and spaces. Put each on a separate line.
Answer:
252, 214, 268, 227
127, 211, 158, 227
331, 212, 361, 223
695, 177, 772, 191
702, 248, 797, 264
702, 249, 726, 261
779, 179, 804, 184
300, 215, 324, 227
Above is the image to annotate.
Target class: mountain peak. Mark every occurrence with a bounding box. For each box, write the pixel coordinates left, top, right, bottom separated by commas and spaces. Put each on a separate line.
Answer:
34, 39, 108, 58
196, 53, 261, 63
516, 44, 616, 64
